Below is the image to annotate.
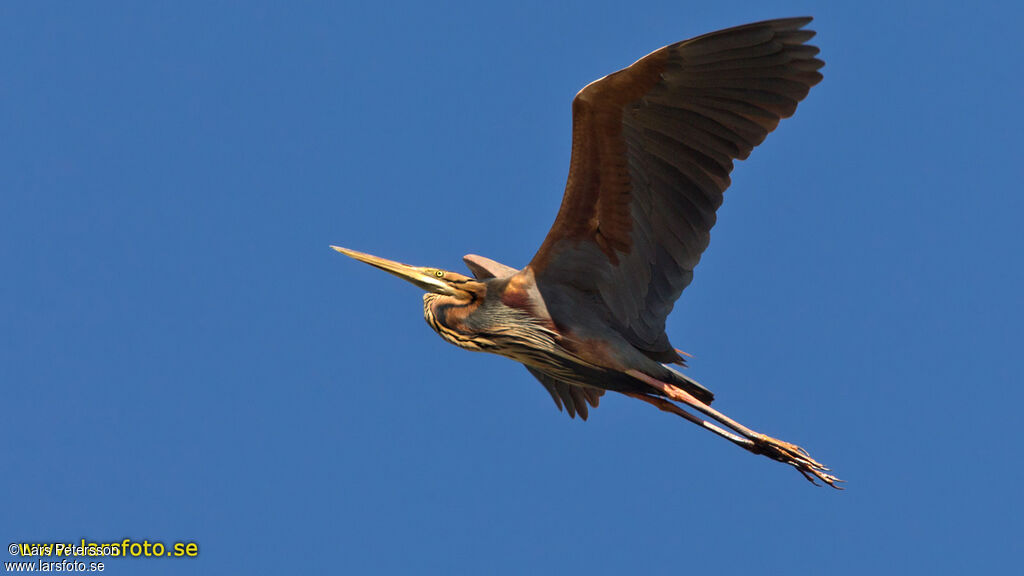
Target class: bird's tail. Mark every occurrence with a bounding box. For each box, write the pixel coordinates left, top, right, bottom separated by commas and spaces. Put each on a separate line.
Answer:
663, 365, 714, 405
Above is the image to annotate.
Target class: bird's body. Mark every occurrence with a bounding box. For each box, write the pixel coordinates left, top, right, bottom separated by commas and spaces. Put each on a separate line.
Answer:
421, 266, 710, 415
333, 17, 841, 487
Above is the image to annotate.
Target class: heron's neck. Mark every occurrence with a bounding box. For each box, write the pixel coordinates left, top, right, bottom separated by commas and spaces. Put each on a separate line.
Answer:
423, 288, 559, 358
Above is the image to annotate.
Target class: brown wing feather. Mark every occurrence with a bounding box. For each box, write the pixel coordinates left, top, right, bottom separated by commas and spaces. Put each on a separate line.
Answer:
529, 17, 823, 360
526, 367, 603, 420
530, 48, 667, 269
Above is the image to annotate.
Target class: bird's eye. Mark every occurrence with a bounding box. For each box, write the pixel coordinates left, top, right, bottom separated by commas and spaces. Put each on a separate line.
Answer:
435, 270, 445, 278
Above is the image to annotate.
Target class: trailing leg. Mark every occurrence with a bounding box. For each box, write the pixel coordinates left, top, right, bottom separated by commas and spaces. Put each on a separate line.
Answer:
626, 370, 843, 488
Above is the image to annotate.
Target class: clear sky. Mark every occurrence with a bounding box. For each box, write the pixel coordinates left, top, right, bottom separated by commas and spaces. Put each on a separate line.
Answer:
2, 1, 1021, 574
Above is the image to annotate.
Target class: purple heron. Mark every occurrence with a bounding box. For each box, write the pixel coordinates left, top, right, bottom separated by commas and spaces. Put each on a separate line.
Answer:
332, 17, 841, 487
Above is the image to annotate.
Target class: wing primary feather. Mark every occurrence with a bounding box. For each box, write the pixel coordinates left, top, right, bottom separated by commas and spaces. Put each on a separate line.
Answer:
525, 367, 605, 420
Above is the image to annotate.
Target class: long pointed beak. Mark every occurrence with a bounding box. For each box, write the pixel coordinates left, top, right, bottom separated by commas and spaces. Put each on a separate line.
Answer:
330, 245, 455, 295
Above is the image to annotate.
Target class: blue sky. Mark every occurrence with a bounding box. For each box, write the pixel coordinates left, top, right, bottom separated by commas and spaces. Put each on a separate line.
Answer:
2, 1, 1021, 574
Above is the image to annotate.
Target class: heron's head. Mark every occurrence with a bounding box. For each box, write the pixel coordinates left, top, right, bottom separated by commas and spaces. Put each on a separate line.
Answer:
330, 245, 479, 302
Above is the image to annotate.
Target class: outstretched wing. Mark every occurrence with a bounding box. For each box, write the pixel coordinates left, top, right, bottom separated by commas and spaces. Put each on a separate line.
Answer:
529, 18, 823, 361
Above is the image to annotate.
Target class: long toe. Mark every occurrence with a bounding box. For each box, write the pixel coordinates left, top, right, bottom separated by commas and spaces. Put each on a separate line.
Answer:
751, 434, 844, 489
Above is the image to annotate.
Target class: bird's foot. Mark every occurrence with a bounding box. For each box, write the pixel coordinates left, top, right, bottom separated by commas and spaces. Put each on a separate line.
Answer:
750, 433, 844, 489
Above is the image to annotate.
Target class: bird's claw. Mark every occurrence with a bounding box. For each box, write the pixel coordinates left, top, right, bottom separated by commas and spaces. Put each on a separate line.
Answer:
751, 433, 844, 489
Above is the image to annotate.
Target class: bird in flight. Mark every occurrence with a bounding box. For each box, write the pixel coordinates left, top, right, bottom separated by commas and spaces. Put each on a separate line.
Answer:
332, 17, 841, 487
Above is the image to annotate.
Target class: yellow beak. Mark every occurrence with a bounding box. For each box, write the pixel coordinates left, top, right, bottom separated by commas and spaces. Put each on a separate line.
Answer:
330, 245, 455, 295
